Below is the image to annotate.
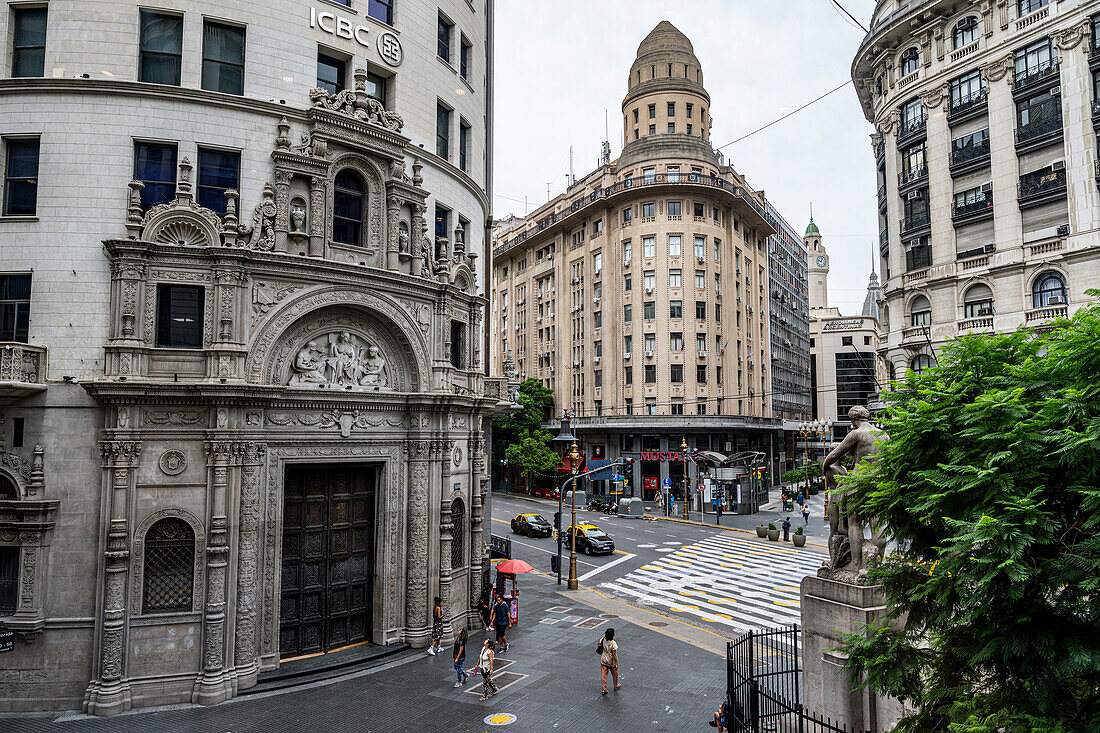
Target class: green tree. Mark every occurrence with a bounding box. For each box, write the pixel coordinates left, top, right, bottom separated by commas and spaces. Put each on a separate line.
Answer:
838, 295, 1100, 733
492, 379, 557, 492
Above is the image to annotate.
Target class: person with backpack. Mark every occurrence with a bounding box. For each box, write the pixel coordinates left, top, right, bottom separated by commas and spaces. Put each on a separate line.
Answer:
802, 506, 810, 525
477, 639, 498, 701
490, 594, 511, 652
452, 628, 468, 687
782, 517, 791, 542
597, 627, 620, 694
428, 596, 444, 655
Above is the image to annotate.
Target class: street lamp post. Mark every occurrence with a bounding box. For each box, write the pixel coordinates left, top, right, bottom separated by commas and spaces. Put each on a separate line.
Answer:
567, 441, 581, 590
680, 437, 690, 520
552, 411, 578, 587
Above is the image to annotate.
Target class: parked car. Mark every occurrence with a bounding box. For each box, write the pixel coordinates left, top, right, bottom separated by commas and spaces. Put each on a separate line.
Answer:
560, 523, 616, 555
510, 513, 553, 538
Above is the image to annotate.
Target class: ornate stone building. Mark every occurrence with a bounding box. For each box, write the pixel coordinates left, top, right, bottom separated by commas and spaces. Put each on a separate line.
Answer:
0, 0, 508, 714
852, 0, 1100, 378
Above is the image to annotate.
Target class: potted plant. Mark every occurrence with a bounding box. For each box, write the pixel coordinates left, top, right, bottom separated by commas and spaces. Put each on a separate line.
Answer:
766, 523, 780, 542
756, 523, 768, 538
792, 526, 806, 547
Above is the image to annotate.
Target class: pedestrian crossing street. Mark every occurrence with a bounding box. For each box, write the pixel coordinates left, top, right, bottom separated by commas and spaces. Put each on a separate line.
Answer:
598, 531, 824, 633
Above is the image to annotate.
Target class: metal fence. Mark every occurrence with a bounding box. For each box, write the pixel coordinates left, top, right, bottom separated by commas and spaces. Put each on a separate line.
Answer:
726, 625, 874, 733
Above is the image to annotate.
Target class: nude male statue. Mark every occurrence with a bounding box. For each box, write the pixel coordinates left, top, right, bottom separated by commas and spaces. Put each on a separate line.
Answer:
821, 405, 889, 576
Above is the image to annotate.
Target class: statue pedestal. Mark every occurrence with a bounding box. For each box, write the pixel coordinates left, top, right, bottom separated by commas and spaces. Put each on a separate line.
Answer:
800, 575, 903, 732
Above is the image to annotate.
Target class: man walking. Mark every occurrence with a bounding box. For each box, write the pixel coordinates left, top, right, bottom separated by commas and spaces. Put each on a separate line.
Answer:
782, 516, 791, 542
802, 506, 810, 525
490, 594, 511, 652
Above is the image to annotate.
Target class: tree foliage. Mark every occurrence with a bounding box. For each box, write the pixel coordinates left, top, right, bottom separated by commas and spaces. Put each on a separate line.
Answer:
838, 296, 1100, 733
492, 379, 558, 490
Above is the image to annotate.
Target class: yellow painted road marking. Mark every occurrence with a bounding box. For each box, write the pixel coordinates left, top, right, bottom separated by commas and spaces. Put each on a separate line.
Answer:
774, 599, 800, 607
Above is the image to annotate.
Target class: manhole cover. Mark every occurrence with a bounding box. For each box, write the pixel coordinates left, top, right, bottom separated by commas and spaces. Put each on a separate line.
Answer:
649, 621, 668, 627
483, 712, 517, 725
573, 617, 607, 629
600, 614, 619, 619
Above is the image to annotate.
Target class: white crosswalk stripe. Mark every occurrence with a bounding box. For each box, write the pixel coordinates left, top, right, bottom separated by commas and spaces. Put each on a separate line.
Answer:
599, 532, 823, 633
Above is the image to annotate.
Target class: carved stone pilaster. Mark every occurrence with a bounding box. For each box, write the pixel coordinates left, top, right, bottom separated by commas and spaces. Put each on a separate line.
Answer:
411, 203, 427, 277
438, 498, 454, 644
387, 192, 401, 271
193, 441, 233, 706
125, 180, 145, 237
274, 170, 292, 252
84, 440, 142, 717
405, 440, 431, 645
233, 442, 265, 688
308, 176, 325, 258
469, 479, 487, 611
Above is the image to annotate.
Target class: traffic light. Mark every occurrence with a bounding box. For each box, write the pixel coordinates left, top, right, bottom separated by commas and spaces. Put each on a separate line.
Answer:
553, 511, 561, 530
692, 448, 700, 461
622, 457, 634, 470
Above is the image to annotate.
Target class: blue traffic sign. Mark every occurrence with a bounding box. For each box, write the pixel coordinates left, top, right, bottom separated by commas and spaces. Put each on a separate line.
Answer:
663, 478, 671, 487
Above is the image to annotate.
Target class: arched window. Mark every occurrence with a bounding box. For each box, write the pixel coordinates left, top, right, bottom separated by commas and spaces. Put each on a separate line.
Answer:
881, 304, 890, 330
910, 295, 931, 326
450, 498, 466, 569
332, 170, 365, 246
0, 475, 16, 499
953, 17, 978, 49
143, 518, 194, 613
963, 283, 994, 318
900, 48, 919, 76
911, 354, 936, 374
1032, 271, 1066, 308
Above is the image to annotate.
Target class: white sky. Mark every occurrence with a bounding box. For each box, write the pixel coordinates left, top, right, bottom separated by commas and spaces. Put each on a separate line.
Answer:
493, 0, 880, 316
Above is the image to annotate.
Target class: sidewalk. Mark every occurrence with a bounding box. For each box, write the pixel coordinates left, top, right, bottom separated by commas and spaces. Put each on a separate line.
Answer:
3, 567, 725, 733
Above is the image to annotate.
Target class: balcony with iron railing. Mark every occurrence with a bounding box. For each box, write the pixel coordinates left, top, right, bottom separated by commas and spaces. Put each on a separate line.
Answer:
950, 137, 990, 171
898, 166, 928, 189
875, 140, 885, 166
901, 211, 930, 234
879, 228, 888, 245
0, 342, 47, 404
948, 88, 988, 123
952, 190, 993, 223
1018, 167, 1067, 206
897, 115, 927, 143
1013, 59, 1059, 93
1015, 113, 1063, 148
1092, 100, 1100, 128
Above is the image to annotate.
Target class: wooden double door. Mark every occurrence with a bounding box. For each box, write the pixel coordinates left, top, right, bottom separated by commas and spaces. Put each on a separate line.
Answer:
280, 464, 376, 658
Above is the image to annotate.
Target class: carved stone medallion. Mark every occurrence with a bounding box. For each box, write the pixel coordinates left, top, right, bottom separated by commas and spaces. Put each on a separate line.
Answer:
159, 450, 187, 476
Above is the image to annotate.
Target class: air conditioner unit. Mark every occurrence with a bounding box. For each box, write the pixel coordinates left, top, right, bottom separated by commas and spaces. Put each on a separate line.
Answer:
645, 287, 654, 295
907, 190, 923, 200
623, 259, 631, 266
535, 316, 542, 323
736, 268, 742, 275
594, 357, 601, 364
645, 350, 654, 358
573, 360, 580, 367
737, 296, 743, 303
697, 256, 706, 264
536, 292, 543, 299
1057, 224, 1070, 236
624, 352, 631, 359
549, 312, 555, 318
547, 253, 554, 260
551, 287, 556, 293
572, 277, 579, 284
549, 366, 554, 372
593, 297, 601, 305
594, 267, 602, 276
1048, 294, 1066, 305
1052, 160, 1065, 171
980, 182, 992, 193
1049, 87, 1061, 96
515, 325, 520, 331
738, 356, 744, 362
698, 350, 707, 357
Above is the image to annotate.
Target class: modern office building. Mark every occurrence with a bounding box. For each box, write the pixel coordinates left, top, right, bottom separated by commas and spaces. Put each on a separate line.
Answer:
492, 21, 788, 502
806, 219, 883, 436
0, 0, 509, 714
766, 202, 811, 422
852, 0, 1100, 378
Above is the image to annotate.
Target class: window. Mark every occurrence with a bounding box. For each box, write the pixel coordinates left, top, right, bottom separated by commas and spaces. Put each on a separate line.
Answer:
694, 202, 705, 218
460, 35, 472, 80
642, 202, 655, 218
437, 13, 453, 62
952, 128, 989, 158
667, 166, 680, 182
643, 168, 656, 183
1018, 0, 1048, 15
316, 50, 347, 94
624, 335, 632, 354
594, 340, 602, 358
593, 311, 602, 329
667, 201, 681, 217
366, 72, 387, 104
669, 269, 682, 288
909, 295, 931, 327
624, 304, 632, 323
1032, 271, 1066, 308
714, 239, 721, 261
668, 235, 681, 256
963, 283, 994, 318
696, 334, 706, 354
670, 332, 683, 351
696, 401, 706, 415
953, 17, 978, 49
644, 364, 656, 383
950, 70, 984, 108
669, 300, 682, 319
686, 103, 693, 118
716, 366, 723, 384
333, 170, 365, 245
901, 98, 925, 131
624, 365, 633, 385
667, 102, 675, 117
142, 518, 195, 614
623, 240, 632, 263
667, 123, 675, 134
901, 141, 926, 178
625, 398, 634, 415
643, 235, 655, 257
624, 274, 632, 291
644, 333, 656, 353
686, 124, 692, 135
648, 104, 656, 119
670, 364, 683, 382
196, 148, 240, 214
1015, 38, 1053, 79
436, 102, 452, 159
367, 0, 393, 24
632, 109, 639, 124
11, 6, 46, 77
450, 320, 466, 368
0, 545, 16, 613
134, 141, 177, 211
450, 499, 466, 568
459, 120, 471, 172
695, 301, 706, 320
900, 47, 919, 76
3, 138, 39, 217
715, 303, 721, 322
670, 399, 684, 416
694, 235, 706, 259
695, 270, 705, 289
201, 21, 245, 96
622, 207, 632, 224
910, 354, 936, 374
156, 285, 203, 348
434, 205, 450, 244
842, 336, 853, 346
593, 219, 604, 236
0, 275, 31, 342
643, 271, 655, 290
645, 399, 657, 415
696, 364, 707, 383
1016, 93, 1059, 129
643, 301, 655, 319
140, 10, 183, 85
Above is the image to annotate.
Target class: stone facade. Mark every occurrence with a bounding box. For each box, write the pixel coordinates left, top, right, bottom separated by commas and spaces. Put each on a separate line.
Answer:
852, 0, 1100, 377
765, 204, 811, 422
0, 0, 509, 715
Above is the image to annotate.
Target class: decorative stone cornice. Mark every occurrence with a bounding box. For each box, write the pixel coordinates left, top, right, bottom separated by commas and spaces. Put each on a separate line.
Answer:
980, 53, 1014, 83
1053, 19, 1091, 51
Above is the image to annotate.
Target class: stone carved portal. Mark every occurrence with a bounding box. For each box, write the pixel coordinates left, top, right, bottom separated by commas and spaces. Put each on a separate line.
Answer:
289, 331, 390, 389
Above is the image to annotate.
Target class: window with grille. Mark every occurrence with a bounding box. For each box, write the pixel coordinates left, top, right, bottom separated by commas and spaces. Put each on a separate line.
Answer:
0, 546, 17, 615
142, 518, 194, 613
450, 499, 466, 569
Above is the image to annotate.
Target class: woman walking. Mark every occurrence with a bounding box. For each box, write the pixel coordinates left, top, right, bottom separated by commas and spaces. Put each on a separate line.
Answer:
452, 629, 468, 687
428, 597, 443, 655
598, 627, 621, 694
478, 639, 498, 701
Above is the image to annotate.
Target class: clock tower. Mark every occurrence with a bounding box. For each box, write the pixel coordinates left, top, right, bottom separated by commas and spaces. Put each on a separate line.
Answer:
806, 215, 829, 310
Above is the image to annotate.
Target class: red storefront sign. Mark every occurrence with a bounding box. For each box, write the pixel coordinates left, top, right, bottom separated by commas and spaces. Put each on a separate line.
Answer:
639, 451, 689, 462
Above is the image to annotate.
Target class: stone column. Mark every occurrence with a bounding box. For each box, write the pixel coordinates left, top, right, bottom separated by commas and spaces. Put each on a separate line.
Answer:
387, 192, 402, 271
469, 478, 487, 612
273, 170, 292, 253
411, 203, 427, 277
1055, 21, 1100, 236
233, 442, 265, 689
879, 112, 903, 285
84, 440, 142, 717
308, 176, 325, 258
193, 441, 233, 705
922, 85, 954, 266
404, 440, 432, 646
437, 496, 455, 644
982, 55, 1023, 254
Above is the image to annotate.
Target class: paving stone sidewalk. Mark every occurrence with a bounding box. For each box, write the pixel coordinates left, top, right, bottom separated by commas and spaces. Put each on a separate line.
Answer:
1, 572, 726, 733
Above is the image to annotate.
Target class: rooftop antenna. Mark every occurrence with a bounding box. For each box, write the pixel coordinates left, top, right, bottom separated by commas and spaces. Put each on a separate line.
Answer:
568, 145, 575, 186
546, 182, 551, 202
870, 240, 877, 275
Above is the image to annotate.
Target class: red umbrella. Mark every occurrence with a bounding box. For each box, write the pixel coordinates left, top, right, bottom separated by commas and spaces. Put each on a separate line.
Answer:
495, 559, 534, 574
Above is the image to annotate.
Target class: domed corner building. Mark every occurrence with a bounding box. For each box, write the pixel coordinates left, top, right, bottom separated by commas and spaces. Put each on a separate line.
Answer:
851, 0, 1100, 380
0, 0, 511, 714
492, 21, 810, 504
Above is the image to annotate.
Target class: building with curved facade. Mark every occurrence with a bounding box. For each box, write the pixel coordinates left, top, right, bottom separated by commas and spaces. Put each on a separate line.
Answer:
0, 0, 507, 714
852, 0, 1100, 377
492, 22, 792, 503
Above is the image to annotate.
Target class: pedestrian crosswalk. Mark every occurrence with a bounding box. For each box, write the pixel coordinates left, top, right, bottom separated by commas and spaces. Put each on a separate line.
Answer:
599, 532, 825, 633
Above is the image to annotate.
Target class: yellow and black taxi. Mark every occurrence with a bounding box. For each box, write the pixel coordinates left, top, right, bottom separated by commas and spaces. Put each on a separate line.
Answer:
560, 523, 615, 555
510, 513, 553, 538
